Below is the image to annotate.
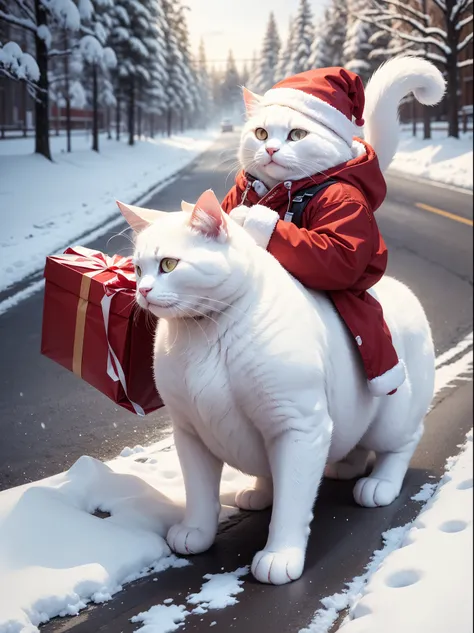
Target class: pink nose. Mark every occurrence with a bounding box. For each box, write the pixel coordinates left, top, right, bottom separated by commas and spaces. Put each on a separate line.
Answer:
266, 147, 279, 156
139, 286, 152, 298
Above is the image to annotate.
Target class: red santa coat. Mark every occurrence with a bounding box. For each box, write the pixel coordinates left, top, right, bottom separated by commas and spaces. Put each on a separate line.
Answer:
221, 139, 404, 394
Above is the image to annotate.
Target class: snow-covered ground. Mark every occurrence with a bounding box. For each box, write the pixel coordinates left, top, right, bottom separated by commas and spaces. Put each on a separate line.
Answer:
336, 430, 473, 633
0, 332, 471, 633
390, 128, 473, 191
0, 130, 218, 294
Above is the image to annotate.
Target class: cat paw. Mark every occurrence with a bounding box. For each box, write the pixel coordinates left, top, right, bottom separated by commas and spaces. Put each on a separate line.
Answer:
166, 523, 216, 555
353, 477, 401, 508
324, 460, 367, 480
235, 486, 273, 511
251, 548, 305, 585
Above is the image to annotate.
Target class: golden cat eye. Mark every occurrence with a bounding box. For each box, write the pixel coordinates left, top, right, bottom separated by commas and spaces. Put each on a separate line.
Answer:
135, 265, 142, 277
288, 129, 308, 141
255, 127, 268, 141
160, 258, 179, 274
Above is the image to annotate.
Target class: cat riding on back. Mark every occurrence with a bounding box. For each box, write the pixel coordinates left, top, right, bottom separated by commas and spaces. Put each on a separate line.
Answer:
222, 56, 446, 396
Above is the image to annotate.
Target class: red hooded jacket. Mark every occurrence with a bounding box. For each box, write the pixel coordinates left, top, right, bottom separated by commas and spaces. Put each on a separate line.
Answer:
221, 139, 401, 388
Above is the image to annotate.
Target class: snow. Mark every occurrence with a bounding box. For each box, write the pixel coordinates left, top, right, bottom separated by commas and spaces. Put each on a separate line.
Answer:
0, 42, 40, 82
338, 430, 473, 633
131, 567, 249, 633
0, 129, 218, 294
390, 128, 473, 190
300, 333, 473, 633
0, 436, 253, 633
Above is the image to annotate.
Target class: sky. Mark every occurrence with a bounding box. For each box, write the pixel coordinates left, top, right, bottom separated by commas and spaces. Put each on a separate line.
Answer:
186, 0, 327, 71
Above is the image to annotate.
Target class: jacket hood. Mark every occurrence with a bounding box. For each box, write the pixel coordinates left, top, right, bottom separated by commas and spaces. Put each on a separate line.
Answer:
234, 139, 387, 212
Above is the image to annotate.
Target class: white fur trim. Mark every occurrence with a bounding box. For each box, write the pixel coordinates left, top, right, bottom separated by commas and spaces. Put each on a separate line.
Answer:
243, 205, 279, 249
368, 360, 407, 397
262, 87, 356, 146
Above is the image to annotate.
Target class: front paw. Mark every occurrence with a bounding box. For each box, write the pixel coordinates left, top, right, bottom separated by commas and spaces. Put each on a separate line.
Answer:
251, 547, 305, 585
166, 523, 216, 555
235, 486, 273, 511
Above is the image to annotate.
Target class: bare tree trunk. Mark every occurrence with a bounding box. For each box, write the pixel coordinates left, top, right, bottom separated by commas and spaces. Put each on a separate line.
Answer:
150, 113, 154, 138
107, 107, 112, 139
22, 81, 27, 137
34, 0, 52, 160
137, 105, 142, 138
92, 64, 99, 151
64, 33, 71, 152
128, 78, 135, 146
421, 0, 431, 140
167, 109, 172, 137
445, 0, 460, 138
116, 95, 120, 141
412, 99, 417, 137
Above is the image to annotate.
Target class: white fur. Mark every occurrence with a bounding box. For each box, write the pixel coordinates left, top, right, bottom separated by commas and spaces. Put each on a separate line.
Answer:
364, 56, 446, 172
239, 56, 446, 188
130, 210, 435, 585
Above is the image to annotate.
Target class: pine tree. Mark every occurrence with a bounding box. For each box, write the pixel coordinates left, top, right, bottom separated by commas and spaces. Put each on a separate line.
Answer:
288, 0, 314, 75
197, 40, 212, 128
324, 0, 348, 67
221, 50, 241, 114
343, 0, 379, 83
255, 12, 281, 93
275, 19, 295, 81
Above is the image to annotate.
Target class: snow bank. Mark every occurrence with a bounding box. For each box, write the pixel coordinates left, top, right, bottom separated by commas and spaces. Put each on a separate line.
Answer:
390, 129, 473, 190
0, 130, 218, 294
0, 436, 252, 633
338, 430, 473, 633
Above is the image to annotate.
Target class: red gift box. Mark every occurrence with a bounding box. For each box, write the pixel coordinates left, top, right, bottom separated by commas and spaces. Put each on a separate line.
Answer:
41, 245, 163, 415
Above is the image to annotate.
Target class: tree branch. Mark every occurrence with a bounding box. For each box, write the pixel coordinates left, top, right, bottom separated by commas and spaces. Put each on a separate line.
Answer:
458, 58, 473, 68
359, 15, 450, 55
432, 0, 447, 13
9, 0, 35, 23
451, 0, 472, 23
458, 31, 473, 52
0, 10, 36, 32
456, 13, 473, 31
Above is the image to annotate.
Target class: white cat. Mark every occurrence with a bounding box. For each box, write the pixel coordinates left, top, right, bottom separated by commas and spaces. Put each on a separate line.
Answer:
116, 57, 441, 585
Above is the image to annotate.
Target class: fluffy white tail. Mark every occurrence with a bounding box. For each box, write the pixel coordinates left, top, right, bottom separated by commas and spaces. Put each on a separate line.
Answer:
363, 56, 446, 172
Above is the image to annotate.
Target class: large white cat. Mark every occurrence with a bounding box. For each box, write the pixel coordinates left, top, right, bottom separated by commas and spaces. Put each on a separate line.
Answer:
116, 57, 441, 585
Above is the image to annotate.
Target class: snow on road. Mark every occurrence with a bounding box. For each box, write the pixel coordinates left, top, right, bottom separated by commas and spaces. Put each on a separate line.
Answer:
131, 567, 249, 633
300, 332, 473, 633
390, 129, 473, 191
0, 130, 218, 294
337, 430, 473, 633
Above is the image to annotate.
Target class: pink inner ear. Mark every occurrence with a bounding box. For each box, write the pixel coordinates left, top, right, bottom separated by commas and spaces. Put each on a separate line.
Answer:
242, 87, 262, 113
189, 189, 227, 238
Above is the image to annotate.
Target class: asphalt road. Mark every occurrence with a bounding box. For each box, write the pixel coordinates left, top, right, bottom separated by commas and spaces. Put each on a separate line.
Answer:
0, 132, 472, 632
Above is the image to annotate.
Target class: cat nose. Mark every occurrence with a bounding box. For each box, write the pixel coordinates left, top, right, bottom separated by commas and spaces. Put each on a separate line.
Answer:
139, 286, 152, 298
266, 147, 279, 156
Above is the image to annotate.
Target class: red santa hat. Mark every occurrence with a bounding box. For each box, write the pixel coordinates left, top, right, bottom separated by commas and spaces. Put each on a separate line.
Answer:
259, 67, 365, 146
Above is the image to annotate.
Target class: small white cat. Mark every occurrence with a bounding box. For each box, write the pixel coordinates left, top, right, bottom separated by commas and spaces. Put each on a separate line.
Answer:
116, 57, 442, 585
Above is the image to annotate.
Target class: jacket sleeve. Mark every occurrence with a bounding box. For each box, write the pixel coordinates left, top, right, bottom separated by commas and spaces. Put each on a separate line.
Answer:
267, 197, 380, 291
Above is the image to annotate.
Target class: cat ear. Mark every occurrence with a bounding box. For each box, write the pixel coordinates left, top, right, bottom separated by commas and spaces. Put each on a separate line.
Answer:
181, 200, 195, 213
242, 87, 262, 116
189, 189, 228, 242
116, 201, 167, 233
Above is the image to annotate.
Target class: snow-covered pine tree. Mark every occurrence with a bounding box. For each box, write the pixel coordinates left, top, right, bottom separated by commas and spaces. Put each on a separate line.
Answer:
162, 0, 188, 136
287, 0, 314, 75
323, 0, 348, 67
221, 49, 241, 116
308, 14, 333, 69
173, 2, 199, 132
0, 0, 84, 158
196, 39, 212, 129
343, 0, 379, 83
255, 12, 280, 93
275, 18, 295, 81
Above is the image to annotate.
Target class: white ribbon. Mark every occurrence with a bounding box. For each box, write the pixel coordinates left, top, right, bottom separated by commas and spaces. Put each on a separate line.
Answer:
101, 292, 145, 417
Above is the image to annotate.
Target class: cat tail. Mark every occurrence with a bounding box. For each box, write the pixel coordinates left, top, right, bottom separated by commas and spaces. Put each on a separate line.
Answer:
363, 56, 446, 172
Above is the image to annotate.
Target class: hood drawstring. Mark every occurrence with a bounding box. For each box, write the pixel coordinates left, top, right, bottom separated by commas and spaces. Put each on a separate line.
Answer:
283, 181, 293, 222
240, 181, 252, 205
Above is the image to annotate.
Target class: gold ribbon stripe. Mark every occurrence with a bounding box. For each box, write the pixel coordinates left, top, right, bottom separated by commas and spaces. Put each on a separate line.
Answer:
72, 274, 93, 377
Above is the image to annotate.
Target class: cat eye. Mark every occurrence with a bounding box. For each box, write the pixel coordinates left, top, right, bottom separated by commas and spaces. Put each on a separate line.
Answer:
160, 258, 179, 274
255, 127, 268, 141
288, 129, 308, 142
135, 265, 142, 277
